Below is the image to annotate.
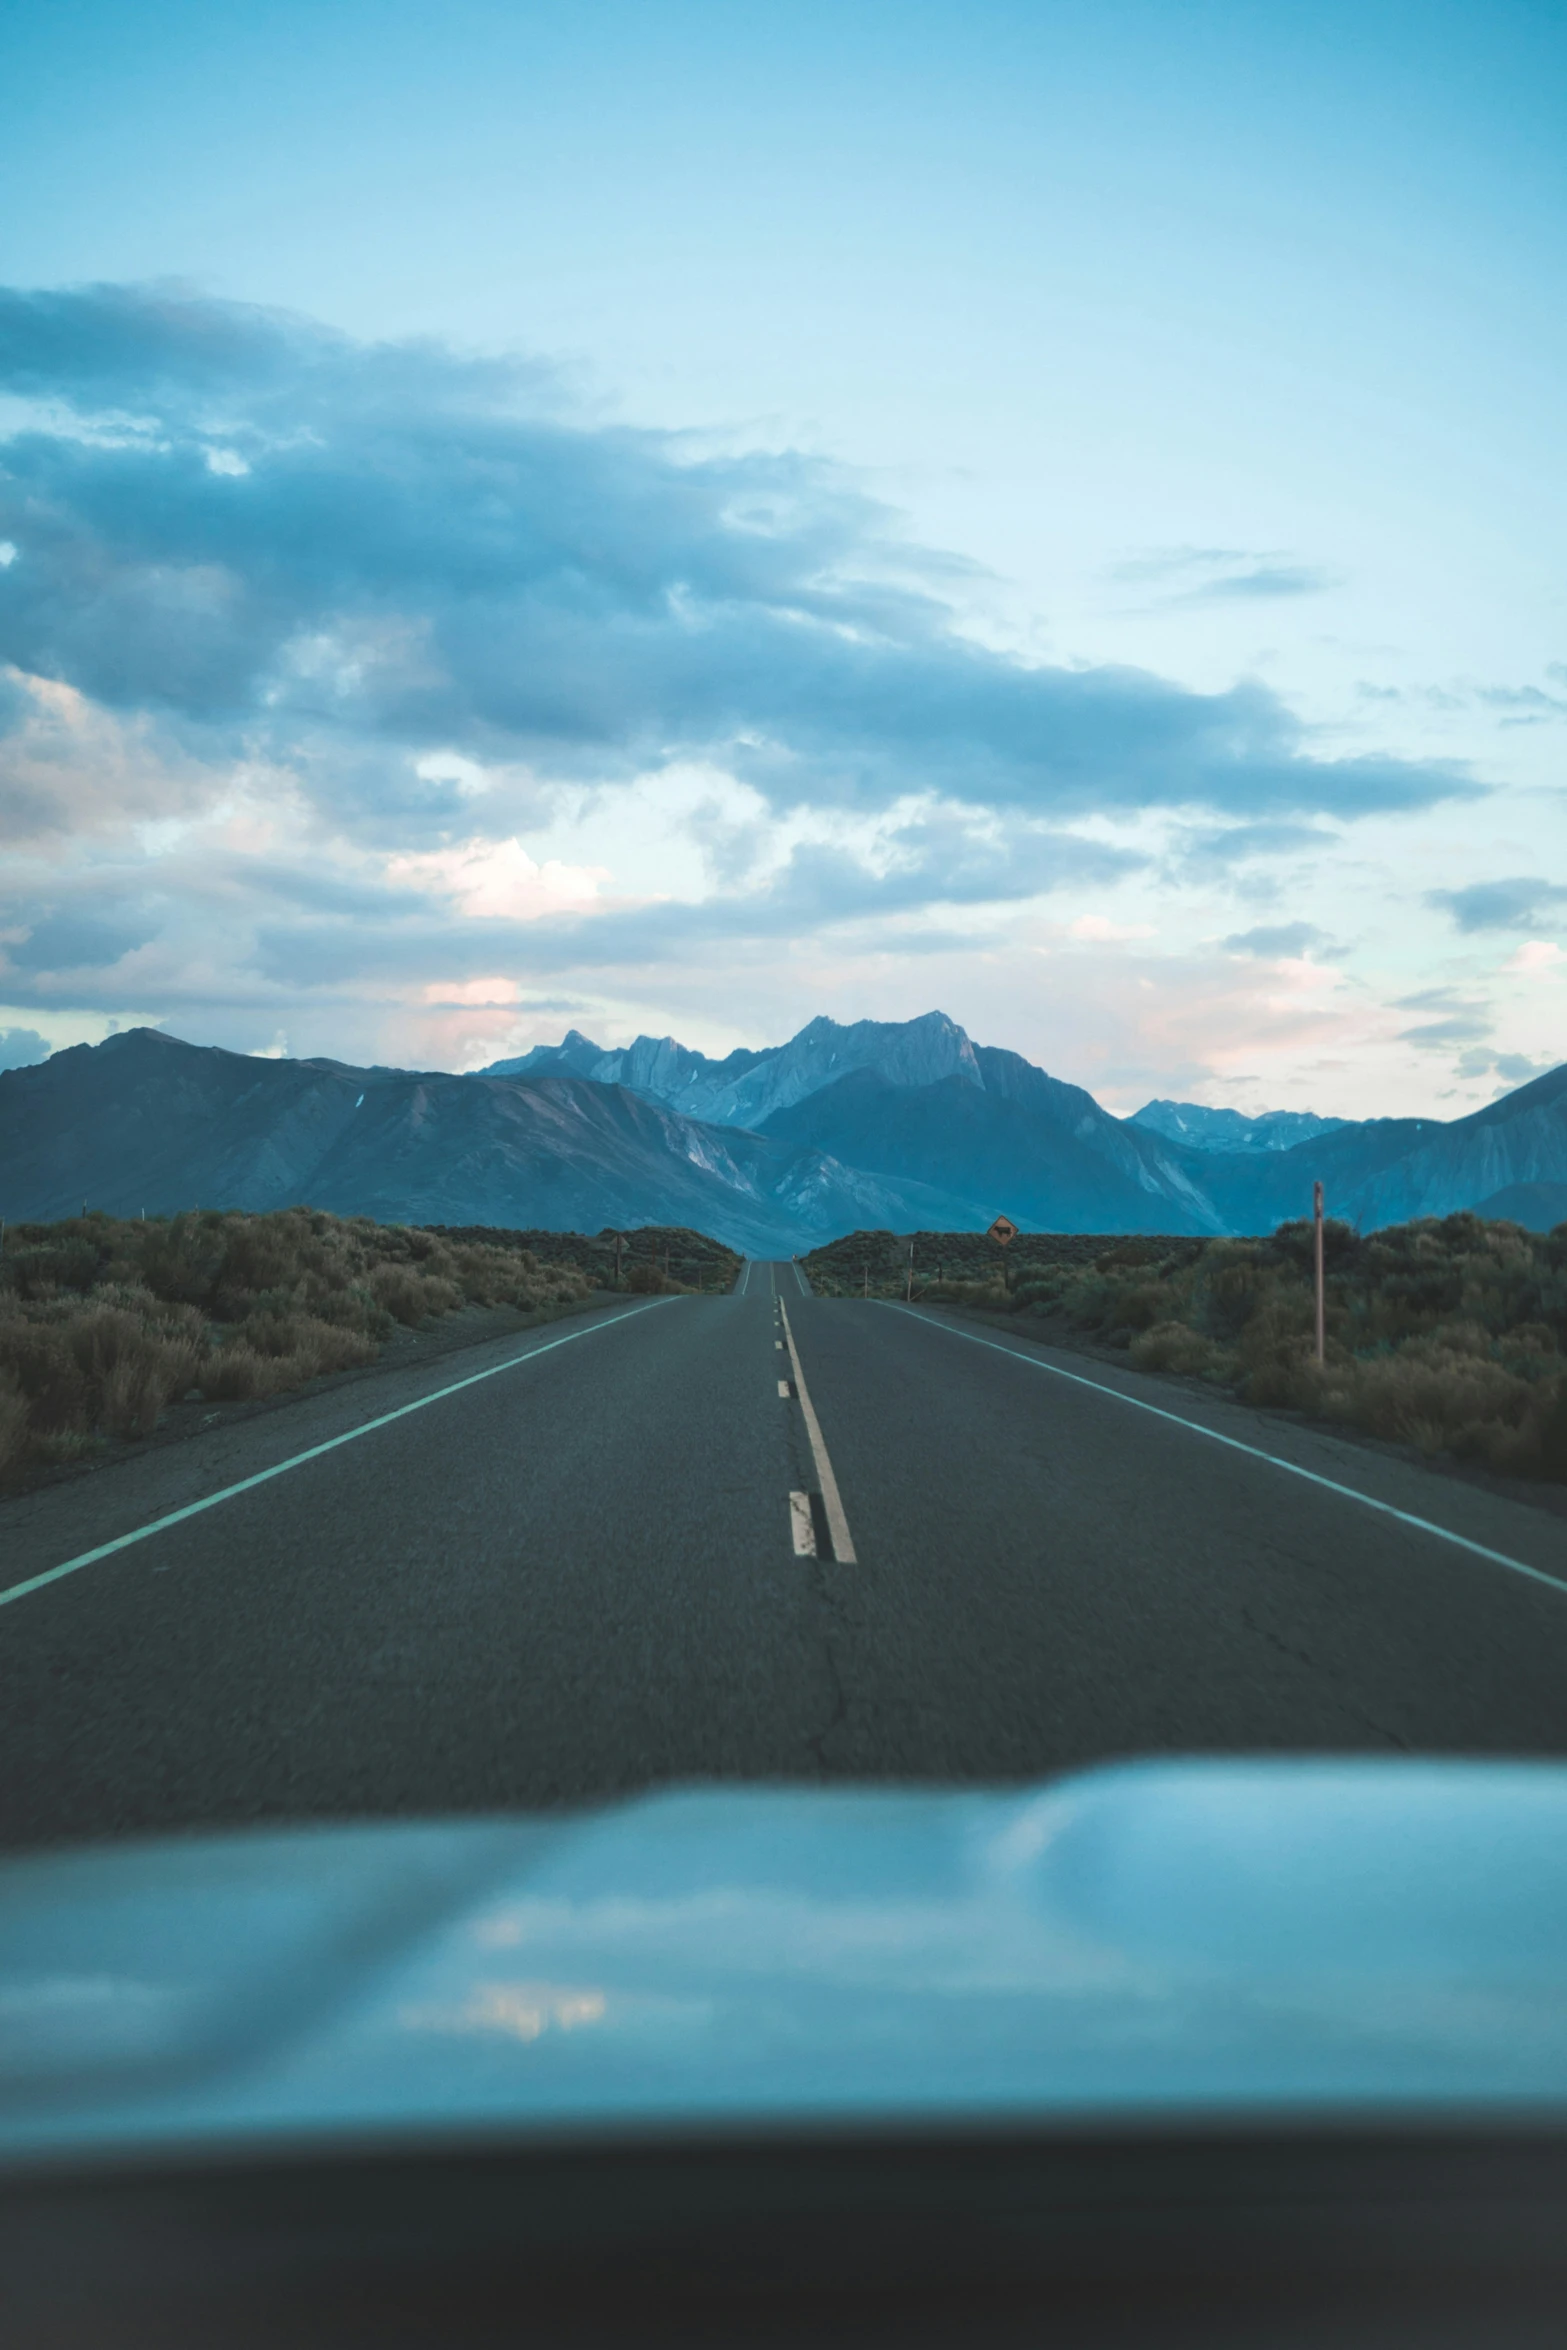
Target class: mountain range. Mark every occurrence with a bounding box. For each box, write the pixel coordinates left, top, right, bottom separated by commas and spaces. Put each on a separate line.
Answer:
1129, 1100, 1348, 1154
2, 1012, 1565, 1250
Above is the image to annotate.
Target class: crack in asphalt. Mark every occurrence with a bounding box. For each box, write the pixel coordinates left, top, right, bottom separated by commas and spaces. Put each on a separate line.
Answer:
1240, 1605, 1320, 1675
1240, 1607, 1411, 1750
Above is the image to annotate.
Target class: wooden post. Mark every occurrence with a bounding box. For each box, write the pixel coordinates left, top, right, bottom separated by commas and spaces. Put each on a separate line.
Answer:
1313, 1180, 1326, 1365
906, 1241, 914, 1303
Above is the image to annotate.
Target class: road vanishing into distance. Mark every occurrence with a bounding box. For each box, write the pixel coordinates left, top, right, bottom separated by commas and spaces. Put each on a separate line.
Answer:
3, 1264, 1567, 1851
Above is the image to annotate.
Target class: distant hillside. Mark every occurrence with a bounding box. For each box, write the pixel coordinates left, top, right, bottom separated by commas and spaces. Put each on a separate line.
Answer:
0, 1029, 989, 1254
4, 1016, 1565, 1244
486, 1011, 1567, 1235
754, 1050, 1221, 1235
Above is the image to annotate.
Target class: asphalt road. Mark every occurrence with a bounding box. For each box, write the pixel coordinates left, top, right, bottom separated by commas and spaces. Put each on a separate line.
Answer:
3, 1263, 1566, 1850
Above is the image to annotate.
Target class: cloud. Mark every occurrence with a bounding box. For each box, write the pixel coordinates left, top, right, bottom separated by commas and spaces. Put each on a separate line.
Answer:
0, 285, 1469, 840
1428, 876, 1567, 934
0, 1023, 49, 1069
1400, 1014, 1493, 1047
1393, 986, 1493, 1051
1174, 819, 1338, 878
1449, 1044, 1560, 1087
1221, 921, 1333, 958
0, 805, 1143, 1019
6, 903, 159, 973
1474, 683, 1567, 722
1506, 940, 1565, 976
1113, 547, 1337, 603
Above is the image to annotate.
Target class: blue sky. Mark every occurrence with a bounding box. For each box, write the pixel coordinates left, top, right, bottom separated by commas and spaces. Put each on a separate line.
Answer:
0, 0, 1562, 1113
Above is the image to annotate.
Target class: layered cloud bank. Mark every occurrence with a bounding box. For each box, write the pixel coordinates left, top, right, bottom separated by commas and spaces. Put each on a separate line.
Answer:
0, 284, 1559, 1111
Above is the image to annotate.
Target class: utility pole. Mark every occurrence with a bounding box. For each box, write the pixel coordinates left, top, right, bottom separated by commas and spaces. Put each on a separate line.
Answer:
1313, 1180, 1326, 1365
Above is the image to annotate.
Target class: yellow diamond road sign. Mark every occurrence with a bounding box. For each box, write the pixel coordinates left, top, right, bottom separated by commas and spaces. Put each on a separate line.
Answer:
987, 1215, 1019, 1246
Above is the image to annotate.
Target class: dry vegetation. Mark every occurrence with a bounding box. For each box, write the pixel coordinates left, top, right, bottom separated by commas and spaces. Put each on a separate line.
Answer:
425, 1223, 742, 1292
0, 1209, 594, 1481
806, 1215, 1567, 1483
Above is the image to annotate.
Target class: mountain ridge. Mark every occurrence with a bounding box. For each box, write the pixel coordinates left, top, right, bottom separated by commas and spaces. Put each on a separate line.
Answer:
1130, 1100, 1349, 1155
2, 1016, 1564, 1244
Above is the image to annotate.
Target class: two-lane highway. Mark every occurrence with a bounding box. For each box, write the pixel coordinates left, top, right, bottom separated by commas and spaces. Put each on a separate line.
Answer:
3, 1262, 1566, 1850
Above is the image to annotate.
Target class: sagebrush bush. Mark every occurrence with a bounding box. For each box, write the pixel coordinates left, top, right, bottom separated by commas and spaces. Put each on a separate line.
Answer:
0, 1207, 595, 1480
0, 1368, 29, 1478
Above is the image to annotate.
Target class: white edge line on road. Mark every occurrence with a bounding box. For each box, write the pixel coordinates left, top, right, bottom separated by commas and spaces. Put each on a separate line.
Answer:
779, 1297, 857, 1564
793, 1260, 810, 1295
885, 1303, 1567, 1599
737, 1260, 752, 1296
0, 1300, 677, 1614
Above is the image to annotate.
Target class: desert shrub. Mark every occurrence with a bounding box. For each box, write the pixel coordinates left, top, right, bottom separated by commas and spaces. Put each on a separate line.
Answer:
0, 1320, 89, 1433
0, 1370, 29, 1476
101, 1338, 205, 1438
199, 1344, 299, 1402
233, 1308, 313, 1359
213, 1216, 314, 1300
62, 1305, 204, 1438
1129, 1321, 1235, 1380
368, 1263, 464, 1323
0, 1206, 601, 1479
1201, 1249, 1268, 1339
1102, 1279, 1173, 1336
3, 1236, 103, 1298
208, 1314, 378, 1391
917, 1275, 1008, 1309
1093, 1238, 1169, 1273
304, 1321, 380, 1375
139, 1216, 231, 1306
30, 1429, 104, 1466
1536, 1381, 1567, 1481
311, 1284, 395, 1339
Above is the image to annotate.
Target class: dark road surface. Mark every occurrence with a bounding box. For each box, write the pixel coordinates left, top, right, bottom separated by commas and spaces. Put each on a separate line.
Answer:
3, 1264, 1566, 1849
